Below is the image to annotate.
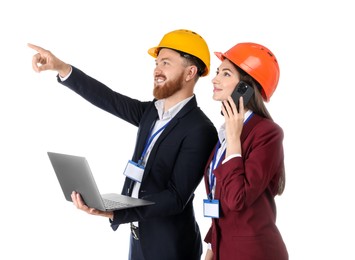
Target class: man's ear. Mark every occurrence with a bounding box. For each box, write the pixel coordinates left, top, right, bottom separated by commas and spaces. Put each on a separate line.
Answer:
186, 66, 198, 81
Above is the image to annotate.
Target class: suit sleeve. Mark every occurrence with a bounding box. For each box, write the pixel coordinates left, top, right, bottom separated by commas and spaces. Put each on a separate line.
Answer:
111, 119, 218, 226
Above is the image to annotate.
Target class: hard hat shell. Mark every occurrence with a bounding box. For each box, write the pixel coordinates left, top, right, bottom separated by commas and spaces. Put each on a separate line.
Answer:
148, 29, 210, 76
215, 42, 280, 102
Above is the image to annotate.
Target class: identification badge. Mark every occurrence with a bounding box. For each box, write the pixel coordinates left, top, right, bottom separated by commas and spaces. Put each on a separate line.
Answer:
203, 199, 220, 218
123, 160, 145, 183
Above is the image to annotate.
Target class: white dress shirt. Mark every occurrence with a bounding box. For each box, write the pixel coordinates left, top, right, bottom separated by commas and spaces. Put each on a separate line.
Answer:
131, 96, 194, 225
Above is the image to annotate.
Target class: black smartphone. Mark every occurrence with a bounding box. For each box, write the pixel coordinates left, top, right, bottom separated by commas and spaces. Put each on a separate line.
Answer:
221, 81, 254, 115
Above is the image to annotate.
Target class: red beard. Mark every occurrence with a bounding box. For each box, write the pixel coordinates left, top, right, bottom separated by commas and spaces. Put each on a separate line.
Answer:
153, 73, 184, 100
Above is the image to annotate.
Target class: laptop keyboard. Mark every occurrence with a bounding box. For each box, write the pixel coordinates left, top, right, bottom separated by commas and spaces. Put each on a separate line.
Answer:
103, 199, 130, 210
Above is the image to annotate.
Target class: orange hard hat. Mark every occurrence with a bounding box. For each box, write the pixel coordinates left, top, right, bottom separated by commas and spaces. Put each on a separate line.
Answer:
215, 42, 280, 102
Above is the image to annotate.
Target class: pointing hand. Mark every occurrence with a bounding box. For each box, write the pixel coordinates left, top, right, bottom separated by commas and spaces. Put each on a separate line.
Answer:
28, 43, 71, 77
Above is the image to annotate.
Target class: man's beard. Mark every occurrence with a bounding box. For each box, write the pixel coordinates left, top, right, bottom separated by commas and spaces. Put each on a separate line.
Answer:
153, 73, 184, 100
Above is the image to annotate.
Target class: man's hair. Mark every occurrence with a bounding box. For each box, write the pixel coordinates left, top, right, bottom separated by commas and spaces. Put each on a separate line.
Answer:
176, 50, 206, 77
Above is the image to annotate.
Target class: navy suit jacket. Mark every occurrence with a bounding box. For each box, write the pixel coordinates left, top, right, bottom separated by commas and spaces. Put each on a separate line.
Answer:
58, 66, 218, 260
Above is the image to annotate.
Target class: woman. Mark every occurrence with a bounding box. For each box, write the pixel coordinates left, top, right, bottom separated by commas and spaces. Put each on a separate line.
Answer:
203, 42, 288, 260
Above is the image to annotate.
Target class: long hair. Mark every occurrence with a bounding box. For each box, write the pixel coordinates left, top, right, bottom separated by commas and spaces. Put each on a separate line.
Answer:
235, 66, 286, 195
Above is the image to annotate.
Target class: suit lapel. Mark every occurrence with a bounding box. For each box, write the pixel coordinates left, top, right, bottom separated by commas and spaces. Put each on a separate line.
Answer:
141, 97, 198, 181
133, 106, 158, 162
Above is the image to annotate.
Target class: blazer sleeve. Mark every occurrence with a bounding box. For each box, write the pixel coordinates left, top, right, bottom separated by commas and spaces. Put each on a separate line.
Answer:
204, 226, 212, 244
214, 119, 284, 211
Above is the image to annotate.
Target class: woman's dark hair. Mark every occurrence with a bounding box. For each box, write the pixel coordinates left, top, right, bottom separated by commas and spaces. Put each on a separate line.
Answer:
235, 66, 272, 120
235, 65, 285, 195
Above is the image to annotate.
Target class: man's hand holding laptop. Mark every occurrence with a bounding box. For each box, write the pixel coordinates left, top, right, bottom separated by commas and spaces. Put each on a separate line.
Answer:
71, 191, 114, 220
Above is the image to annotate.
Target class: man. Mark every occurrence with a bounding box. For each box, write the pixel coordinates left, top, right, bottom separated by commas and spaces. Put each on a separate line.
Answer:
28, 29, 218, 260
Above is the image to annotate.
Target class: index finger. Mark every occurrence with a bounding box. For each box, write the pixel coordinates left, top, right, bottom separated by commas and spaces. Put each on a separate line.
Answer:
239, 96, 244, 112
27, 43, 46, 53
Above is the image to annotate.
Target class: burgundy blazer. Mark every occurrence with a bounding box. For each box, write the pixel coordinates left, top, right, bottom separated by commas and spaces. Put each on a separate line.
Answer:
204, 114, 288, 260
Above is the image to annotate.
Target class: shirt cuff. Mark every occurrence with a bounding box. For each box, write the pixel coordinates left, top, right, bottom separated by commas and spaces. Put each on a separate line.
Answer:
222, 153, 241, 164
58, 66, 73, 81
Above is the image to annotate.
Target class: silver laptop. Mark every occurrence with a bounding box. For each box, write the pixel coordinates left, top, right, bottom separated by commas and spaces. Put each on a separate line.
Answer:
47, 151, 154, 211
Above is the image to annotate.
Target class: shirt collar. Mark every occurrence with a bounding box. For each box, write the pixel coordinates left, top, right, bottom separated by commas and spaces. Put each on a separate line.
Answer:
154, 95, 194, 120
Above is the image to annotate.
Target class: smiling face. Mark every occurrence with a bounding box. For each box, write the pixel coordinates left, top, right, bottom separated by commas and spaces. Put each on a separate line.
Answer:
212, 59, 241, 101
153, 48, 188, 100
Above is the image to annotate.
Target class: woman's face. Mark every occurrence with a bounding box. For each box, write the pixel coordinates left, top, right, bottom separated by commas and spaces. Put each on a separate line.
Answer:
212, 59, 240, 101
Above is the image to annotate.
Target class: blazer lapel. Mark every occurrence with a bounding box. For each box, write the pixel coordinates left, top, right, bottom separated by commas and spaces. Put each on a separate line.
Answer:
240, 113, 263, 143
132, 104, 158, 163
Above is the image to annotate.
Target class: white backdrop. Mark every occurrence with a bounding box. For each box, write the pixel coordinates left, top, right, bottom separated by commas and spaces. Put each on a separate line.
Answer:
1, 0, 354, 259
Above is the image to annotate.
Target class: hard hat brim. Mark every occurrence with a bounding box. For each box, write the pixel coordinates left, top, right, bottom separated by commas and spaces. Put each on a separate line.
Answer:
214, 52, 225, 61
148, 47, 159, 58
